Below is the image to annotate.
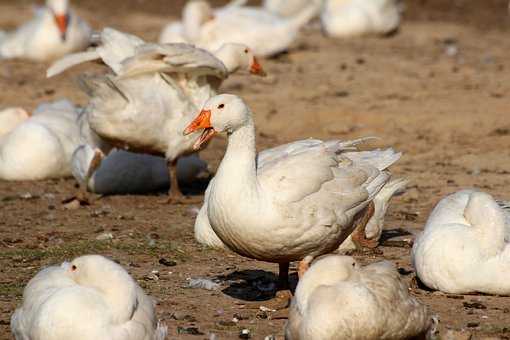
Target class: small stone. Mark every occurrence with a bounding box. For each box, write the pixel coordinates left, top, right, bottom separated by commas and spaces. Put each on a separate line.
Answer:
177, 327, 203, 335
239, 329, 251, 339
63, 199, 81, 210
264, 336, 276, 340
159, 258, 177, 267
95, 232, 113, 241
466, 322, 479, 328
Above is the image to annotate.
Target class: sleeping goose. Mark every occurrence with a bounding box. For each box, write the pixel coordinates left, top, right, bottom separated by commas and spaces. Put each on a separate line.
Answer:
285, 255, 432, 340
0, 107, 30, 137
160, 0, 319, 57
48, 28, 265, 202
11, 255, 167, 340
320, 0, 401, 38
412, 189, 510, 295
0, 0, 91, 61
0, 100, 80, 181
184, 94, 401, 298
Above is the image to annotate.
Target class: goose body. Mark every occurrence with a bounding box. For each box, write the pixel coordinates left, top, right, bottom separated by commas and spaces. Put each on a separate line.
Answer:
0, 100, 80, 181
321, 0, 401, 38
160, 0, 318, 57
285, 255, 431, 340
0, 0, 91, 61
412, 189, 510, 295
0, 107, 30, 137
185, 94, 400, 281
11, 255, 167, 340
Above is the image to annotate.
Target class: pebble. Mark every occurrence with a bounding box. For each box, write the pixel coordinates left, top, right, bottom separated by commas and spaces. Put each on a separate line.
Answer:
159, 258, 177, 267
239, 329, 251, 339
95, 232, 113, 241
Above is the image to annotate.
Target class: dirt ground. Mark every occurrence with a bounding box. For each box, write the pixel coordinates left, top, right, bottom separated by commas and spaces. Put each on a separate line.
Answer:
1, 0, 510, 339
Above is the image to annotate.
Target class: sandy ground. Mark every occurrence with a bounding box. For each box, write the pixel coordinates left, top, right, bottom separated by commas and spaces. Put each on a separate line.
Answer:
1, 0, 510, 339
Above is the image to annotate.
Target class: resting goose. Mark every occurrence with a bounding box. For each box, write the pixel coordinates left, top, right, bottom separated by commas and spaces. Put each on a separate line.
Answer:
263, 0, 321, 18
285, 255, 432, 340
184, 94, 401, 294
0, 0, 91, 61
320, 0, 401, 38
0, 100, 80, 181
412, 189, 510, 295
160, 0, 319, 57
0, 107, 30, 137
11, 255, 167, 340
48, 28, 265, 202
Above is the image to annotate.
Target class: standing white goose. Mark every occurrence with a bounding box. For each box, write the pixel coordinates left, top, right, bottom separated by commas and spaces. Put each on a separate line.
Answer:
412, 189, 510, 295
184, 94, 401, 292
11, 255, 167, 340
0, 0, 92, 61
48, 28, 265, 201
321, 0, 401, 38
160, 0, 319, 57
0, 100, 80, 181
0, 107, 30, 137
285, 255, 432, 340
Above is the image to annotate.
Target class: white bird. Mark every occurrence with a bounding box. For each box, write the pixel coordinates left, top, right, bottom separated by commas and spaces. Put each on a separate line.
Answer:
0, 0, 92, 61
11, 255, 167, 340
184, 94, 401, 292
285, 255, 432, 340
320, 0, 401, 38
263, 0, 321, 18
71, 145, 209, 195
412, 189, 510, 295
49, 28, 265, 201
0, 100, 80, 181
159, 0, 319, 57
0, 107, 30, 137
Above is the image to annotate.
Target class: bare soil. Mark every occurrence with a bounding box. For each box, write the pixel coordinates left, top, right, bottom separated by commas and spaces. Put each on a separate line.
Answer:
1, 0, 510, 339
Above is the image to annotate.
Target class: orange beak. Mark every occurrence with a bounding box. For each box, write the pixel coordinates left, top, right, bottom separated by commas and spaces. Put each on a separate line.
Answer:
183, 110, 217, 150
54, 14, 68, 41
250, 57, 266, 77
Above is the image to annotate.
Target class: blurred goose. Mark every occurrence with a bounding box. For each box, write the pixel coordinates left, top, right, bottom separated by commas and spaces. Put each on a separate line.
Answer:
263, 0, 320, 18
285, 255, 432, 340
0, 107, 30, 137
0, 100, 80, 181
11, 255, 167, 340
160, 0, 318, 57
72, 145, 209, 195
184, 94, 401, 295
49, 28, 264, 202
412, 189, 510, 295
0, 0, 91, 61
321, 0, 401, 38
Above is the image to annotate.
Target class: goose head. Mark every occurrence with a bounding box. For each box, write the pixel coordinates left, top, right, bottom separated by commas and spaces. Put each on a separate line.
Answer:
183, 0, 214, 42
184, 94, 250, 150
214, 43, 266, 76
294, 256, 359, 311
62, 255, 138, 322
47, 0, 70, 41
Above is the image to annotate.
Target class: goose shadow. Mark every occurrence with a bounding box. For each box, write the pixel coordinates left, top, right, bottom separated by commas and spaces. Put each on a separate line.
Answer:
217, 269, 298, 302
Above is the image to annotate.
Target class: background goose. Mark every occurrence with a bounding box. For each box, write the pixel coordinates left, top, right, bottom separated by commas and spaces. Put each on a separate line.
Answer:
0, 107, 30, 137
263, 0, 321, 18
412, 189, 510, 295
160, 0, 319, 57
0, 100, 80, 181
11, 255, 167, 340
285, 255, 432, 340
0, 0, 92, 61
321, 0, 402, 38
49, 28, 264, 201
184, 94, 401, 295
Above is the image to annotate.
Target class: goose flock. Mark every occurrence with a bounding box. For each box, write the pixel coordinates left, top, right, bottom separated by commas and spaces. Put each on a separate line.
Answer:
1, 0, 506, 339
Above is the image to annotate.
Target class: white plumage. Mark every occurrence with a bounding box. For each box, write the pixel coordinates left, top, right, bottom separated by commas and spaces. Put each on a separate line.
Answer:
286, 255, 431, 340
412, 189, 510, 295
11, 255, 167, 340
0, 0, 92, 61
0, 107, 30, 138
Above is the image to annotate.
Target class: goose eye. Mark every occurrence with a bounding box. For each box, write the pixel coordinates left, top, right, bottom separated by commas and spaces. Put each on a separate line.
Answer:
218, 104, 225, 109
352, 262, 355, 267
244, 49, 248, 54
71, 265, 77, 271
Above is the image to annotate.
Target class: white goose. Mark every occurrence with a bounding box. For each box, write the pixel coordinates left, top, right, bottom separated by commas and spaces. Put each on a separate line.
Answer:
285, 255, 432, 340
0, 0, 91, 61
320, 0, 401, 38
71, 145, 209, 195
48, 28, 264, 201
0, 100, 80, 181
11, 255, 167, 340
184, 94, 401, 290
263, 0, 320, 18
0, 107, 30, 137
159, 0, 319, 57
412, 189, 510, 295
